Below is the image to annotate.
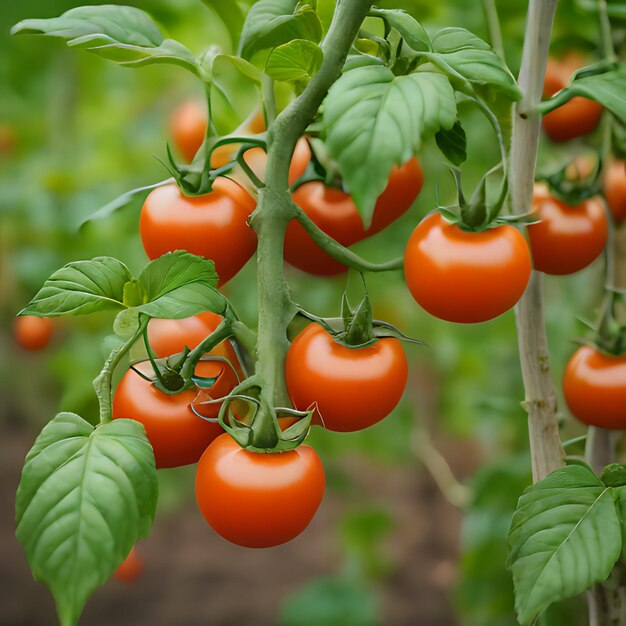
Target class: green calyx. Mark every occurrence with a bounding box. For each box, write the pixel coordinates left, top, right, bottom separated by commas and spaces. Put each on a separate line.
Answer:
536, 155, 602, 207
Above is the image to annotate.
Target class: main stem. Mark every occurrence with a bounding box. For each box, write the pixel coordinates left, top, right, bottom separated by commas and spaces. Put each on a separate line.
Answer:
249, 0, 373, 427
509, 0, 565, 482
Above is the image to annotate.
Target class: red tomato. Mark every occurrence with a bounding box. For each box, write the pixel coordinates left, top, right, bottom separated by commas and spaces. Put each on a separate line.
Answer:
563, 345, 626, 429
14, 316, 53, 351
542, 53, 603, 142
240, 136, 311, 186
113, 359, 237, 468
528, 185, 607, 275
195, 433, 325, 548
604, 160, 626, 222
140, 178, 257, 286
114, 546, 143, 583
285, 158, 423, 275
285, 323, 408, 432
404, 212, 531, 323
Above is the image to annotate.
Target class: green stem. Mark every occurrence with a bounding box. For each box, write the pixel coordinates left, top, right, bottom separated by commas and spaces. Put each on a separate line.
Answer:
180, 318, 233, 380
231, 320, 257, 358
482, 0, 505, 61
598, 0, 617, 63
93, 315, 150, 424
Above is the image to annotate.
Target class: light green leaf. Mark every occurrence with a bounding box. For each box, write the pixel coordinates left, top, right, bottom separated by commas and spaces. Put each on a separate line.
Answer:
369, 8, 431, 52
266, 39, 322, 82
316, 0, 336, 34
323, 66, 456, 226
12, 5, 201, 75
19, 257, 132, 317
238, 0, 323, 60
430, 28, 521, 100
200, 0, 246, 51
508, 465, 622, 624
561, 68, 626, 123
16, 413, 157, 626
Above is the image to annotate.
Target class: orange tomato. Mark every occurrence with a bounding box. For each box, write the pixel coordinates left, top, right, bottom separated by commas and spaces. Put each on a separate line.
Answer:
195, 433, 325, 548
140, 178, 257, 286
542, 53, 603, 142
114, 546, 143, 583
563, 345, 626, 429
14, 316, 53, 351
404, 212, 531, 323
604, 160, 626, 222
528, 185, 607, 274
285, 323, 408, 431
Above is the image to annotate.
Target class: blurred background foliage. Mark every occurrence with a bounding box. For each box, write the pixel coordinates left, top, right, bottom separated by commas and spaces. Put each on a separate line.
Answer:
0, 0, 607, 624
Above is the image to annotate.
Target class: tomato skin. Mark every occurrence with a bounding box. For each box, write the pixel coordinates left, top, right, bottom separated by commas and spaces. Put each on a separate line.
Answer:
542, 54, 603, 142
14, 316, 53, 351
195, 433, 325, 548
528, 186, 607, 275
114, 546, 143, 583
285, 324, 408, 432
112, 359, 236, 468
604, 160, 626, 222
563, 346, 626, 429
404, 212, 531, 323
285, 158, 423, 276
140, 178, 257, 286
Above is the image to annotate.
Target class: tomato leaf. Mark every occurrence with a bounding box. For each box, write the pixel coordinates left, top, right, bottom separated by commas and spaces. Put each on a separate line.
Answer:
435, 120, 467, 166
430, 28, 521, 100
15, 413, 157, 626
265, 39, 323, 82
199, 0, 246, 51
19, 257, 132, 317
238, 0, 323, 61
508, 464, 622, 624
369, 8, 431, 52
136, 251, 227, 319
601, 463, 626, 487
323, 66, 456, 227
11, 5, 201, 75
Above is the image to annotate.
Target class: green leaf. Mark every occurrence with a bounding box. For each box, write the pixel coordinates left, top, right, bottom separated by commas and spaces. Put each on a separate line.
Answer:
15, 413, 157, 626
369, 8, 431, 52
436, 120, 467, 165
12, 5, 201, 75
508, 465, 622, 624
323, 66, 456, 226
265, 39, 322, 82
200, 0, 246, 51
20, 257, 132, 317
136, 251, 226, 319
238, 0, 323, 60
430, 28, 521, 100
316, 0, 336, 35
601, 464, 626, 487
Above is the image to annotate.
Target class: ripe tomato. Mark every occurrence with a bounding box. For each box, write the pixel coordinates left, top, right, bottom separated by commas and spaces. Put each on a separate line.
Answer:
14, 316, 53, 351
239, 136, 311, 186
528, 185, 607, 275
285, 158, 423, 275
140, 178, 257, 286
404, 212, 531, 323
113, 358, 237, 468
195, 433, 325, 548
604, 160, 626, 222
285, 323, 408, 431
563, 345, 626, 429
114, 546, 143, 583
542, 53, 603, 142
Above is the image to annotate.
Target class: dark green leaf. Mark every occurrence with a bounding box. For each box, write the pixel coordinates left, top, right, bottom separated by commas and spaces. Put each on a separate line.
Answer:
265, 39, 323, 82
369, 8, 431, 52
323, 65, 456, 226
238, 0, 323, 60
508, 465, 622, 624
16, 413, 157, 626
20, 257, 132, 317
430, 28, 521, 100
435, 120, 467, 165
12, 6, 201, 75
601, 464, 626, 487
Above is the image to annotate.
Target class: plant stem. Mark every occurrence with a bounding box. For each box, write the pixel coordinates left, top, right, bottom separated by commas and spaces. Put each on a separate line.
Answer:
248, 0, 373, 439
508, 0, 565, 483
482, 0, 505, 61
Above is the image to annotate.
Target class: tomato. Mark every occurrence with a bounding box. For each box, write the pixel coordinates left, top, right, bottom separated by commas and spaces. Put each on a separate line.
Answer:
563, 346, 626, 429
604, 160, 626, 222
542, 53, 603, 142
528, 185, 607, 275
113, 358, 237, 468
240, 136, 311, 186
140, 178, 257, 286
14, 315, 53, 351
195, 433, 325, 548
285, 158, 423, 275
285, 323, 407, 432
114, 546, 143, 583
404, 212, 531, 323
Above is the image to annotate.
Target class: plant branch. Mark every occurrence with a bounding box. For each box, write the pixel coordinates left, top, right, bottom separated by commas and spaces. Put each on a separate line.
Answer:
482, 0, 505, 61
508, 0, 565, 483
